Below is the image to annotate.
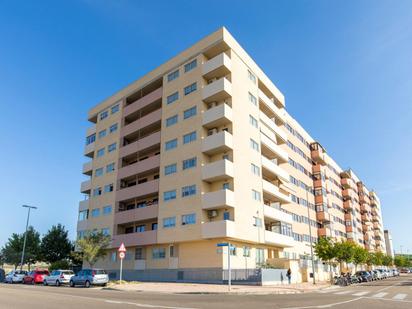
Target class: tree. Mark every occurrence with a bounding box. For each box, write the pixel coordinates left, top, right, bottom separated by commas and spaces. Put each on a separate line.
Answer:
75, 232, 110, 268
382, 255, 393, 267
314, 237, 336, 281
352, 245, 368, 271
40, 224, 72, 263
334, 240, 356, 271
394, 255, 411, 268
372, 252, 384, 266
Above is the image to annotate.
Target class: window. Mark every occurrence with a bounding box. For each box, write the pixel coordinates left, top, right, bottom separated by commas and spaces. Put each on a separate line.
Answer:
93, 187, 102, 196
103, 205, 112, 215
164, 163, 177, 175
183, 106, 197, 119
252, 189, 261, 201
254, 216, 262, 227
109, 123, 118, 133
111, 251, 117, 262
106, 163, 115, 173
165, 138, 178, 151
256, 248, 265, 264
167, 92, 179, 104
135, 225, 145, 233
78, 210, 88, 221
182, 213, 196, 225
95, 168, 103, 177
166, 115, 178, 127
111, 104, 119, 114
248, 92, 257, 105
163, 190, 177, 201
184, 59, 197, 72
169, 245, 177, 257
182, 185, 196, 197
102, 228, 110, 236
98, 129, 107, 139
100, 110, 108, 120
135, 247, 145, 260
78, 230, 87, 240
248, 70, 256, 83
167, 69, 179, 82
251, 163, 260, 176
243, 246, 251, 257
152, 248, 166, 259
184, 82, 197, 95
223, 211, 230, 220
108, 143, 117, 152
249, 115, 258, 128
96, 148, 105, 158
229, 246, 237, 256
104, 184, 113, 193
223, 182, 230, 190
163, 217, 176, 228
250, 139, 259, 151
182, 157, 197, 170
183, 131, 196, 144
91, 208, 100, 218
86, 134, 96, 145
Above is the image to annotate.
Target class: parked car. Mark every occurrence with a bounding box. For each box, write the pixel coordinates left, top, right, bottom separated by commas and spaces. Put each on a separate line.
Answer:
355, 271, 373, 282
44, 269, 74, 286
69, 269, 109, 288
376, 269, 388, 279
23, 270, 49, 284
4, 270, 27, 283
400, 268, 410, 273
371, 270, 381, 280
0, 268, 5, 282
392, 269, 400, 276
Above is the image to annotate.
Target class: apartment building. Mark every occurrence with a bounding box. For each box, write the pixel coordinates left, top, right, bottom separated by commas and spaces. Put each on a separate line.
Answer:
77, 27, 386, 282
384, 230, 394, 258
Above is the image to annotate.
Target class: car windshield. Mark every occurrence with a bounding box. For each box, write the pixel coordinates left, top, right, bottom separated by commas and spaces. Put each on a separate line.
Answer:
94, 269, 106, 274
63, 271, 74, 275
51, 271, 59, 276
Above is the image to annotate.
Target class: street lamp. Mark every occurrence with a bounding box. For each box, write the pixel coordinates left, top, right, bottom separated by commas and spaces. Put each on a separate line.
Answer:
20, 205, 37, 271
305, 186, 316, 284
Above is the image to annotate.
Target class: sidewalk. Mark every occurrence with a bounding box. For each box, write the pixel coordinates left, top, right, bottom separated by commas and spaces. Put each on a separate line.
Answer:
105, 281, 332, 295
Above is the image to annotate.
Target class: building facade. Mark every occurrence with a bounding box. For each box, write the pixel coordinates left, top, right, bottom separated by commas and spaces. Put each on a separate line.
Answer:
77, 28, 386, 282
384, 230, 394, 258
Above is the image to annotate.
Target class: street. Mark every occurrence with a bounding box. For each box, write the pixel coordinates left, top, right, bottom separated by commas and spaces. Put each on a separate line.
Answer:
0, 275, 411, 309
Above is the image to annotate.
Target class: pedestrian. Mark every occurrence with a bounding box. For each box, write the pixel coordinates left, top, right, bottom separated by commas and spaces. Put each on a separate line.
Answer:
280, 272, 284, 284
286, 268, 292, 284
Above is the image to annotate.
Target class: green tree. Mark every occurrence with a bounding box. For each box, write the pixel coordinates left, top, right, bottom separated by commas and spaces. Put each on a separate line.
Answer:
394, 255, 411, 268
382, 254, 393, 267
75, 232, 110, 268
314, 237, 336, 281
372, 252, 384, 266
40, 224, 72, 263
334, 240, 356, 271
352, 245, 368, 271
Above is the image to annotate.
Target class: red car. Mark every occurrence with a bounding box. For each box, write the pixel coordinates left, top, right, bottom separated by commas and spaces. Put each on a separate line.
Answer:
23, 270, 49, 284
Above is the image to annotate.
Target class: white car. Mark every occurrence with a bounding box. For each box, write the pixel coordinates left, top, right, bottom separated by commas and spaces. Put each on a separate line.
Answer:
4, 270, 27, 283
43, 269, 74, 286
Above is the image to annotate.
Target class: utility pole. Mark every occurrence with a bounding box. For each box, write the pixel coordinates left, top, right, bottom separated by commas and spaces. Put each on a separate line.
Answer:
20, 205, 37, 271
306, 186, 316, 284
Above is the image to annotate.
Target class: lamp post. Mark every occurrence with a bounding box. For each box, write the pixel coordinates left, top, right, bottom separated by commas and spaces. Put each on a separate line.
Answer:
20, 205, 37, 271
305, 186, 316, 284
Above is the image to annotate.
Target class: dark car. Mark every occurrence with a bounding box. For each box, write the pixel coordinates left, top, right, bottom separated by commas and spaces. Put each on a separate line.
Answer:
0, 269, 5, 282
69, 269, 108, 288
355, 271, 372, 282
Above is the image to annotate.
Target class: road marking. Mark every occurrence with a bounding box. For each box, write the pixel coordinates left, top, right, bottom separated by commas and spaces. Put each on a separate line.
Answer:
372, 292, 388, 298
352, 291, 369, 296
334, 290, 352, 295
392, 293, 407, 300
279, 297, 363, 309
105, 300, 198, 309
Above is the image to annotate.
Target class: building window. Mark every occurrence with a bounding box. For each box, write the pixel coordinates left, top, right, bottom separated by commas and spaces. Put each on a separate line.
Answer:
252, 189, 261, 201
86, 134, 96, 145
135, 225, 145, 233
254, 217, 262, 227
109, 123, 118, 133
104, 184, 114, 193
256, 248, 265, 264
249, 115, 258, 128
166, 115, 178, 127
163, 190, 177, 201
164, 163, 177, 175
102, 228, 110, 236
111, 104, 119, 114
184, 59, 197, 72
135, 247, 145, 260
183, 106, 197, 119
243, 246, 251, 257
182, 185, 196, 197
95, 168, 103, 177
96, 148, 105, 158
184, 82, 197, 95
106, 163, 115, 173
152, 248, 166, 259
169, 245, 177, 258
108, 143, 117, 152
165, 138, 178, 150
229, 246, 237, 256
251, 163, 260, 176
93, 187, 102, 196
78, 210, 88, 221
183, 131, 196, 144
91, 208, 100, 218
163, 217, 176, 228
111, 251, 117, 262
182, 157, 197, 170
103, 205, 112, 215
98, 129, 107, 139
100, 110, 108, 121
250, 139, 259, 151
249, 92, 257, 106
223, 211, 230, 220
167, 92, 179, 104
248, 70, 256, 84
223, 182, 230, 190
182, 213, 196, 225
78, 230, 87, 240
167, 69, 179, 82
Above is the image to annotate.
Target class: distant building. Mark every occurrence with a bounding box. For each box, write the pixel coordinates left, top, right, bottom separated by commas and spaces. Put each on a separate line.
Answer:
384, 230, 394, 257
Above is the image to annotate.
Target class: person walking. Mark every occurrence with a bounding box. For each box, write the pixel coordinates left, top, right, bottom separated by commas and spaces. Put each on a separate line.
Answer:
286, 268, 292, 284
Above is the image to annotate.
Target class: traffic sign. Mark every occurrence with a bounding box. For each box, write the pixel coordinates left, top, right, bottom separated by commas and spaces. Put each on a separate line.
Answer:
119, 252, 125, 259
217, 243, 229, 247
118, 242, 126, 253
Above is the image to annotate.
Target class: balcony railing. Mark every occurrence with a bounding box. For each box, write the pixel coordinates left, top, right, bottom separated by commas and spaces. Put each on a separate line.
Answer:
262, 180, 291, 204
202, 220, 236, 239
202, 190, 235, 210
263, 205, 293, 224
80, 180, 91, 193
114, 204, 158, 225
202, 53, 232, 79
202, 78, 232, 103
202, 159, 234, 182
202, 131, 233, 155
260, 133, 288, 163
261, 156, 289, 183
116, 179, 159, 202
202, 103, 233, 128
112, 230, 157, 248
264, 230, 294, 247
258, 89, 286, 123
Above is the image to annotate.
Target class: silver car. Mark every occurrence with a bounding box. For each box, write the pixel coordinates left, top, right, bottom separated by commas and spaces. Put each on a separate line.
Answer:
69, 269, 109, 288
4, 270, 27, 283
44, 269, 74, 286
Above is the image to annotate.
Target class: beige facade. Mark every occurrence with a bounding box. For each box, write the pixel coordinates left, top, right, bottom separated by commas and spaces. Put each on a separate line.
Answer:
77, 27, 386, 281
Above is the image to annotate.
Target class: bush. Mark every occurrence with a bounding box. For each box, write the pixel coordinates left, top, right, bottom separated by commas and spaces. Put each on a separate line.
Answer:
49, 260, 70, 271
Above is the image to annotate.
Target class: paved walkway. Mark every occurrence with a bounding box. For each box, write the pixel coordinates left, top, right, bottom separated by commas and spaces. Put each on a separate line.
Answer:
106, 281, 331, 294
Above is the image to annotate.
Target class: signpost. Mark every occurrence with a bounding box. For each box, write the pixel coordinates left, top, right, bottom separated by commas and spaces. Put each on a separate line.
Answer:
118, 243, 127, 282
217, 242, 233, 291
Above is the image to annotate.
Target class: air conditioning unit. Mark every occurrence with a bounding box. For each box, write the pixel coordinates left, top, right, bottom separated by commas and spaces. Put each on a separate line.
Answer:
208, 128, 218, 136
208, 210, 218, 218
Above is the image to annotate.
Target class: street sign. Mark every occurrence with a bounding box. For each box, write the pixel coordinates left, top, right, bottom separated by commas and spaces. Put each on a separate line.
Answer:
118, 243, 126, 283
119, 252, 125, 259
118, 242, 126, 253
217, 243, 229, 247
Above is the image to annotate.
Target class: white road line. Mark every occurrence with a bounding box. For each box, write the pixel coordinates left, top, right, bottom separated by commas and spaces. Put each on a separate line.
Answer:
372, 292, 388, 298
352, 291, 369, 296
334, 290, 352, 295
392, 293, 407, 300
279, 297, 363, 309
105, 300, 198, 309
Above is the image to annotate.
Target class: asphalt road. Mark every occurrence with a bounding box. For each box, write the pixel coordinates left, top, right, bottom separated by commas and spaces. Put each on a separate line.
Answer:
1, 275, 411, 309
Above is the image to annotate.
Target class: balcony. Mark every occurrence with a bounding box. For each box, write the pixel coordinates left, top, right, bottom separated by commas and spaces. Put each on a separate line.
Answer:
121, 109, 162, 138
202, 220, 236, 239
343, 200, 354, 211
260, 133, 288, 163
264, 230, 294, 247
112, 230, 157, 248
82, 161, 93, 176
261, 156, 289, 183
263, 205, 293, 224
202, 159, 234, 182
118, 155, 160, 180
310, 143, 326, 165
259, 111, 287, 143
120, 131, 161, 159
116, 179, 159, 202
262, 180, 291, 204
202, 131, 233, 155
78, 199, 89, 211
202, 53, 232, 80
202, 103, 233, 129
258, 89, 286, 124
86, 125, 96, 137
341, 178, 352, 189
80, 180, 91, 193
202, 78, 232, 103
316, 211, 331, 224
123, 87, 162, 118
202, 190, 235, 210
114, 205, 158, 225
84, 143, 95, 157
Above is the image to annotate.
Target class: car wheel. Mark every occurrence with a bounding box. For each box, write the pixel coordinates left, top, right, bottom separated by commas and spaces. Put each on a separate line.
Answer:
102, 283, 107, 287
69, 280, 75, 288
56, 280, 60, 287
85, 280, 91, 288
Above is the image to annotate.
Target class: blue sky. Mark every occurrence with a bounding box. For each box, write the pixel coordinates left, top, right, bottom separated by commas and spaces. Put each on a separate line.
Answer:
0, 0, 411, 253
